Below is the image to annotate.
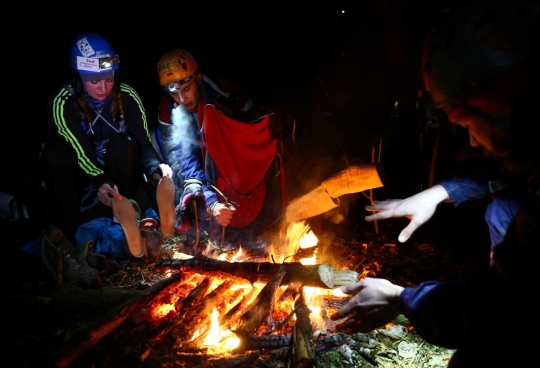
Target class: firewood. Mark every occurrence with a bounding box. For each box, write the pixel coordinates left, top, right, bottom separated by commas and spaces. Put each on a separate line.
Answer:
178, 279, 236, 341
293, 326, 318, 368
179, 275, 212, 317
55, 272, 183, 368
147, 276, 212, 345
232, 330, 292, 350
295, 287, 314, 337
236, 265, 287, 333
156, 255, 358, 288
293, 287, 318, 367
219, 286, 258, 330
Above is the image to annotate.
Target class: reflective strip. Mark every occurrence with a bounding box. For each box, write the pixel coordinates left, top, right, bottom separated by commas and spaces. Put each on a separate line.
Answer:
120, 83, 151, 140
51, 87, 103, 176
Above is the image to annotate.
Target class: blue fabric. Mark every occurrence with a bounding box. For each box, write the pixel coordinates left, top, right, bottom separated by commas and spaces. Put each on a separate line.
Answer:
74, 208, 159, 256
84, 90, 111, 110
484, 192, 524, 247
75, 218, 125, 256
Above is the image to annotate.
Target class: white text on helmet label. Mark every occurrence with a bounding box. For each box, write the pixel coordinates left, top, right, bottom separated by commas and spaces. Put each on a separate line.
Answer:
77, 56, 101, 72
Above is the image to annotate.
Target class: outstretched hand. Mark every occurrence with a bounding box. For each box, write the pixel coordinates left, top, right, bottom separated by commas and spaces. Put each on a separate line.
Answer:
365, 184, 449, 242
329, 278, 404, 334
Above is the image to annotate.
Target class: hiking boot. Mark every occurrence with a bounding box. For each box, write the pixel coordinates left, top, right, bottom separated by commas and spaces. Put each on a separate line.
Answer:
112, 196, 144, 258
156, 177, 176, 238
41, 226, 102, 288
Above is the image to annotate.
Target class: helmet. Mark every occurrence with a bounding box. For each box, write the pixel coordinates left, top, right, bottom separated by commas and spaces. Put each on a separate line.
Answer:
69, 33, 120, 77
157, 49, 199, 91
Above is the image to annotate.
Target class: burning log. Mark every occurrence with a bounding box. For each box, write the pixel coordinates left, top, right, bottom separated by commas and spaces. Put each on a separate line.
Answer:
219, 287, 259, 330
293, 287, 318, 367
232, 330, 292, 350
235, 265, 287, 334
55, 272, 184, 368
180, 279, 237, 341
147, 276, 212, 344
156, 254, 358, 289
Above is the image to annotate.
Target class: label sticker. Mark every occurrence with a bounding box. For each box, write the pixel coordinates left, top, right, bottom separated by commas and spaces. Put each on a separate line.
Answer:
77, 56, 100, 72
76, 37, 95, 57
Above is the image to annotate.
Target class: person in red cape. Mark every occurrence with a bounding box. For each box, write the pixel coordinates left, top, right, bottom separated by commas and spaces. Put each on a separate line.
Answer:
153, 49, 287, 242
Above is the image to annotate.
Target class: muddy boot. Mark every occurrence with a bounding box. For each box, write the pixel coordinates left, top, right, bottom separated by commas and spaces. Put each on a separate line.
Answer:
41, 226, 102, 289
156, 177, 176, 239
112, 196, 144, 258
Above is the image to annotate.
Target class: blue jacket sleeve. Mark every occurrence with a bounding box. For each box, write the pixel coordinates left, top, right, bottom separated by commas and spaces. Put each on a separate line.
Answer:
438, 157, 503, 206
158, 103, 218, 206
398, 280, 477, 348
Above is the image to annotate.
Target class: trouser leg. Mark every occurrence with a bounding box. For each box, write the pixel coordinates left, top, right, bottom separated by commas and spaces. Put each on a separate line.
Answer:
42, 140, 82, 238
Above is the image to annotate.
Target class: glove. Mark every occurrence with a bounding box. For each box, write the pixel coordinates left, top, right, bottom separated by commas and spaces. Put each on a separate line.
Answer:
207, 201, 236, 227
181, 178, 203, 211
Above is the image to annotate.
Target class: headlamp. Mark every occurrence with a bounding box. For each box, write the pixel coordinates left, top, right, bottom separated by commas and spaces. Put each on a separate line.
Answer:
164, 73, 197, 93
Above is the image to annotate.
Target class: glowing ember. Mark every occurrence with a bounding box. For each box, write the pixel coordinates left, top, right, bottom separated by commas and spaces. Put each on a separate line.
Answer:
152, 300, 177, 318
147, 219, 353, 355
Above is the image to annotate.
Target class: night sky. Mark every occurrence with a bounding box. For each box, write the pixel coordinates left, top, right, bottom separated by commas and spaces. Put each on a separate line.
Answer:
8, 0, 457, 200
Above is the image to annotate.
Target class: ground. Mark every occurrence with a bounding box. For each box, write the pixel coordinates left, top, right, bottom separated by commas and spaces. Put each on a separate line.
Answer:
3, 187, 492, 368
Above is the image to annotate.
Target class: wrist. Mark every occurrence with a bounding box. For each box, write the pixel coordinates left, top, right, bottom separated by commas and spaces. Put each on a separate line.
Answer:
206, 201, 218, 215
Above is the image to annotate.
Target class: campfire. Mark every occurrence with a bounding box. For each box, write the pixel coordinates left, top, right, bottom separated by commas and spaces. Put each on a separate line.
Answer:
55, 220, 359, 368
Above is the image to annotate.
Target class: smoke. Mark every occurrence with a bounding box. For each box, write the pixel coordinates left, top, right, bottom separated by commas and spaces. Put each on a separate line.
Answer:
170, 104, 199, 158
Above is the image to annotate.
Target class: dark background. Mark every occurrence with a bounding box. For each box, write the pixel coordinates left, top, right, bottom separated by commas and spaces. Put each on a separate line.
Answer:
6, 0, 467, 214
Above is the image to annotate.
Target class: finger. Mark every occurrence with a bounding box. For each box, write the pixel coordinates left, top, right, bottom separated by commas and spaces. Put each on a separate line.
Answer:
365, 211, 393, 221
334, 316, 362, 333
398, 221, 421, 243
340, 282, 366, 295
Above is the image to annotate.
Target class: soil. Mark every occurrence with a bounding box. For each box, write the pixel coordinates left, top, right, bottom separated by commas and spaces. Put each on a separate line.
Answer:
2, 188, 492, 368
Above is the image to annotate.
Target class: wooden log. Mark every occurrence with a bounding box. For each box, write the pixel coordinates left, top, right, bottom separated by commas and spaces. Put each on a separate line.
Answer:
232, 330, 292, 350
236, 265, 287, 333
293, 326, 318, 368
178, 279, 236, 341
156, 255, 358, 289
219, 287, 258, 330
147, 276, 212, 344
55, 272, 183, 368
293, 288, 318, 367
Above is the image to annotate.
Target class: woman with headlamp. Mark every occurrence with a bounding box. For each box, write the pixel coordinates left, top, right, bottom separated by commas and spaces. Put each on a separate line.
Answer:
42, 32, 172, 255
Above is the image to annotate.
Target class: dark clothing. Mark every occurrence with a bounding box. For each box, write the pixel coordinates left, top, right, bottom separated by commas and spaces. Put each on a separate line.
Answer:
398, 176, 538, 367
438, 160, 526, 249
46, 82, 162, 189
44, 80, 163, 238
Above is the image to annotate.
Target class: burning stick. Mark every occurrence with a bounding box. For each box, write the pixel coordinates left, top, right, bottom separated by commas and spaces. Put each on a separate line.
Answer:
293, 287, 318, 367
235, 265, 287, 333
147, 276, 212, 344
55, 272, 184, 368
